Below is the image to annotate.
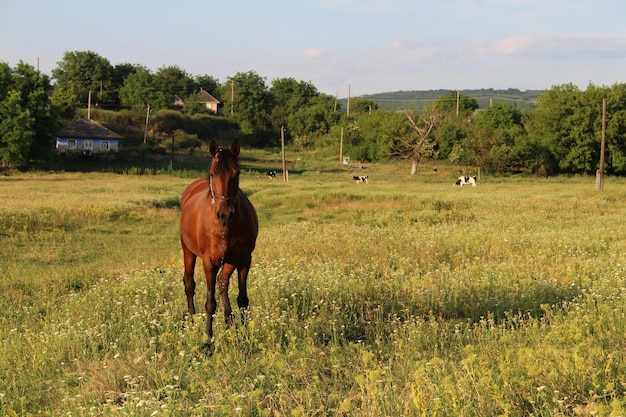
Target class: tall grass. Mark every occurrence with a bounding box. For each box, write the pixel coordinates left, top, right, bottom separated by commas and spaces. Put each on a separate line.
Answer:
1, 163, 626, 416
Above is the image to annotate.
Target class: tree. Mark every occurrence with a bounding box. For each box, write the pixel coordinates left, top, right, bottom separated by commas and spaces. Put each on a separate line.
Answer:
288, 94, 339, 148
394, 105, 442, 174
119, 67, 158, 109
0, 90, 34, 166
0, 62, 12, 99
51, 50, 113, 106
195, 75, 221, 97
110, 63, 140, 108
470, 103, 527, 172
13, 62, 56, 162
604, 83, 626, 174
269, 77, 319, 133
358, 109, 404, 161
219, 71, 272, 141
154, 65, 196, 108
0, 62, 56, 166
430, 92, 479, 160
474, 103, 522, 131
526, 83, 602, 174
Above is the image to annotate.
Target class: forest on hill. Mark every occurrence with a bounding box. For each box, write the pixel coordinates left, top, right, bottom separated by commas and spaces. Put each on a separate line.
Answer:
349, 88, 544, 111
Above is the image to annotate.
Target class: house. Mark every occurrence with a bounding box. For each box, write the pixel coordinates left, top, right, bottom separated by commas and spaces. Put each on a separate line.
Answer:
171, 89, 222, 114
172, 95, 185, 107
56, 119, 122, 154
197, 88, 222, 114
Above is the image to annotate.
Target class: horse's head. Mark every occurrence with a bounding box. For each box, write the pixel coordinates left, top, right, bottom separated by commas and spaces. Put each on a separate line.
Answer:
208, 140, 241, 226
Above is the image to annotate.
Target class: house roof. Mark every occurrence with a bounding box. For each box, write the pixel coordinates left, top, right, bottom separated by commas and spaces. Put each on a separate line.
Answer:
57, 118, 123, 140
197, 88, 220, 104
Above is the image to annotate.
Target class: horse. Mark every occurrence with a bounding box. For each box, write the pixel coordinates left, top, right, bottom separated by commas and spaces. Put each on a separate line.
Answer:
179, 140, 259, 339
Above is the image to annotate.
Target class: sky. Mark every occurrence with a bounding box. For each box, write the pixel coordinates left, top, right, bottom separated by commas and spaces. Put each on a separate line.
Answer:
1, 0, 626, 97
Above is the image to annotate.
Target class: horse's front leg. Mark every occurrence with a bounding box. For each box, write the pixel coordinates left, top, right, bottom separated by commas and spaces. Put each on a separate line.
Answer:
182, 250, 197, 315
203, 261, 219, 338
237, 264, 250, 311
219, 263, 236, 327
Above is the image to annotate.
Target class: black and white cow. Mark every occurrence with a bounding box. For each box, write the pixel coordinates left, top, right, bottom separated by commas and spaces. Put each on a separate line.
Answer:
353, 175, 369, 184
267, 170, 277, 179
454, 176, 477, 187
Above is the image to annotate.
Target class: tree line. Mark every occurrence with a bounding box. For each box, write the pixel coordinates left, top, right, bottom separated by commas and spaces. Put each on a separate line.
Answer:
1, 50, 625, 175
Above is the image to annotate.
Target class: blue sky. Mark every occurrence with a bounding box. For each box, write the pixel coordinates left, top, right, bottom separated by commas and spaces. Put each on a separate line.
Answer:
2, 0, 625, 97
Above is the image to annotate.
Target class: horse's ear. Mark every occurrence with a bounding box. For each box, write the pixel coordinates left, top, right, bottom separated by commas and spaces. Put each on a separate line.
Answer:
230, 141, 240, 157
209, 140, 219, 157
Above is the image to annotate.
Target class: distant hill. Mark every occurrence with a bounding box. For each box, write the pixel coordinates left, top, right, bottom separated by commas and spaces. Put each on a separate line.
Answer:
340, 88, 545, 112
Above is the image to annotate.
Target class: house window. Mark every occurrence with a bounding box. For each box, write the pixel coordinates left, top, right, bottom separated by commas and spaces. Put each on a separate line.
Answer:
84, 140, 93, 151
68, 140, 76, 150
101, 141, 110, 151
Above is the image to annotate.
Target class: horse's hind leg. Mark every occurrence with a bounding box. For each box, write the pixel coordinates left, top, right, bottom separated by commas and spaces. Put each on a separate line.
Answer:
182, 250, 197, 315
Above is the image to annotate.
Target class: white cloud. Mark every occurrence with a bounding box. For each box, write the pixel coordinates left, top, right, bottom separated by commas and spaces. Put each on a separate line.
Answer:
304, 48, 331, 59
494, 34, 626, 58
494, 35, 535, 55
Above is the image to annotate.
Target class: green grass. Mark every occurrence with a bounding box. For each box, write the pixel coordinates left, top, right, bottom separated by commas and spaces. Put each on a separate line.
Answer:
1, 157, 626, 416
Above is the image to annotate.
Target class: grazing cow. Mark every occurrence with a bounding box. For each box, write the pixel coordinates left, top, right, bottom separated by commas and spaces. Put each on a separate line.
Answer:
454, 176, 477, 187
353, 175, 369, 184
267, 170, 277, 179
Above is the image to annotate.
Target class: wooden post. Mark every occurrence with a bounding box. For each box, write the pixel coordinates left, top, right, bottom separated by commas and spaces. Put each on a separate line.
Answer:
339, 127, 344, 164
170, 132, 175, 170
281, 126, 287, 183
87, 90, 91, 120
596, 98, 606, 190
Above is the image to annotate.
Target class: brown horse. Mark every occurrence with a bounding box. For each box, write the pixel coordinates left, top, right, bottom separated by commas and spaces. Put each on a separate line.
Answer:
180, 140, 258, 339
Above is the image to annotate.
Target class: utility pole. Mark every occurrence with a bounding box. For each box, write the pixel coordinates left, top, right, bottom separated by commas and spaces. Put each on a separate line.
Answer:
281, 126, 288, 183
87, 90, 91, 120
596, 98, 607, 190
231, 80, 234, 116
143, 104, 150, 144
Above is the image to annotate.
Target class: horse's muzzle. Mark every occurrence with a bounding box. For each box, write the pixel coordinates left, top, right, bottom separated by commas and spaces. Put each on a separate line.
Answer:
217, 206, 235, 226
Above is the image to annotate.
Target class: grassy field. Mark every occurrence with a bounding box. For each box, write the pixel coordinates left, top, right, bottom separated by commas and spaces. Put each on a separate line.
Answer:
1, 151, 626, 416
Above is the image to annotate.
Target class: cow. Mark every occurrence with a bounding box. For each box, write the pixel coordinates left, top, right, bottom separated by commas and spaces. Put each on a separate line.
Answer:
353, 175, 369, 184
454, 176, 477, 187
267, 170, 277, 179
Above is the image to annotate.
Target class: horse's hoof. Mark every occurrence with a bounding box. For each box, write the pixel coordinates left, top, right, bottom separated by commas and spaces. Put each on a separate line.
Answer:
201, 341, 215, 356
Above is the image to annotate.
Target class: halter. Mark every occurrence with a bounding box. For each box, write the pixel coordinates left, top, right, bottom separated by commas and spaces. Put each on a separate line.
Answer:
208, 149, 239, 208
209, 174, 231, 207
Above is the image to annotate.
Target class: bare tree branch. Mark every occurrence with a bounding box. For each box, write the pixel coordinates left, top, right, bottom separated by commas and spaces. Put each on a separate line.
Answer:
393, 106, 442, 170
